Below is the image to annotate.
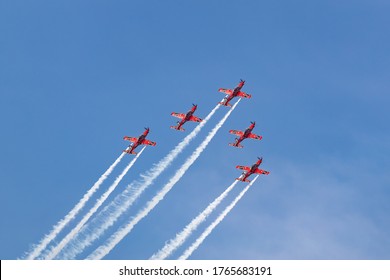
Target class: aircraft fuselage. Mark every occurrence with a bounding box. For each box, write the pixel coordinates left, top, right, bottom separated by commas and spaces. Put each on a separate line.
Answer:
243, 128, 252, 138
250, 163, 259, 173
184, 110, 194, 121
129, 130, 149, 152
224, 82, 244, 105
137, 134, 146, 145
232, 86, 241, 96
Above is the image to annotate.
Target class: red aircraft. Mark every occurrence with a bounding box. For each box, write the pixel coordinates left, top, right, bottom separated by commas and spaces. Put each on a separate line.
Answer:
170, 104, 202, 131
229, 121, 262, 148
123, 127, 156, 155
218, 79, 252, 106
236, 157, 270, 183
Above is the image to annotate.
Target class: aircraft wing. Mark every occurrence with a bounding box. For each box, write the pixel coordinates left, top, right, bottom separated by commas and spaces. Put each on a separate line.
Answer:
218, 88, 233, 95
236, 165, 251, 171
248, 133, 263, 140
189, 115, 202, 122
171, 112, 186, 119
237, 91, 252, 99
255, 168, 270, 175
141, 139, 156, 146
123, 136, 138, 143
229, 129, 244, 137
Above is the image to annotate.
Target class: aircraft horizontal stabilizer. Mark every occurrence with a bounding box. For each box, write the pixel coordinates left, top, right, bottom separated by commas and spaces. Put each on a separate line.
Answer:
219, 101, 232, 107
123, 149, 136, 155
236, 177, 250, 183
229, 143, 243, 148
170, 125, 185, 131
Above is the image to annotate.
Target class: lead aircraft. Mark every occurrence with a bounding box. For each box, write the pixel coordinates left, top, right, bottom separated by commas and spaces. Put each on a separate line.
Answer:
170, 104, 202, 131
236, 157, 270, 183
123, 127, 156, 154
218, 79, 251, 106
229, 121, 262, 148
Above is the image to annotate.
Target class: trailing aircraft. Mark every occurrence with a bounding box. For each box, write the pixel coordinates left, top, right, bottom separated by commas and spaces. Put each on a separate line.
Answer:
170, 104, 202, 131
236, 157, 270, 182
123, 127, 156, 154
229, 121, 262, 148
218, 79, 251, 106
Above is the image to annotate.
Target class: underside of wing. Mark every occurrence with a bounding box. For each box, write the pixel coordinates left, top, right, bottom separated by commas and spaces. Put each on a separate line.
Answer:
236, 165, 251, 171
218, 88, 233, 95
189, 115, 202, 122
255, 168, 270, 175
142, 139, 156, 146
229, 129, 244, 137
123, 136, 138, 143
237, 91, 252, 98
171, 112, 185, 119
248, 133, 263, 140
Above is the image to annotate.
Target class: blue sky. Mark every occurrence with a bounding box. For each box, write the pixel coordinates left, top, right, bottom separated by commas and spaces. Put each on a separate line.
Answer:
1, 1, 389, 259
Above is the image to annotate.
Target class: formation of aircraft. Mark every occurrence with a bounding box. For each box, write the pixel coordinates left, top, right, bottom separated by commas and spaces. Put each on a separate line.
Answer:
122, 79, 270, 183
236, 157, 270, 183
218, 79, 252, 107
229, 121, 262, 148
170, 104, 202, 131
123, 127, 156, 154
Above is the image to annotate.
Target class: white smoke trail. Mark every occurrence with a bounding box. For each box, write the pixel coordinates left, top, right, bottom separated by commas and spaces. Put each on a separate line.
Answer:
179, 175, 259, 260
87, 99, 240, 260
24, 151, 126, 259
150, 180, 238, 260
44, 146, 146, 260
58, 103, 221, 259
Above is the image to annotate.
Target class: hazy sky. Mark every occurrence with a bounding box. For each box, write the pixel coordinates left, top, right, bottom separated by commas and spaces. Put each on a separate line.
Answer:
1, 1, 389, 259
